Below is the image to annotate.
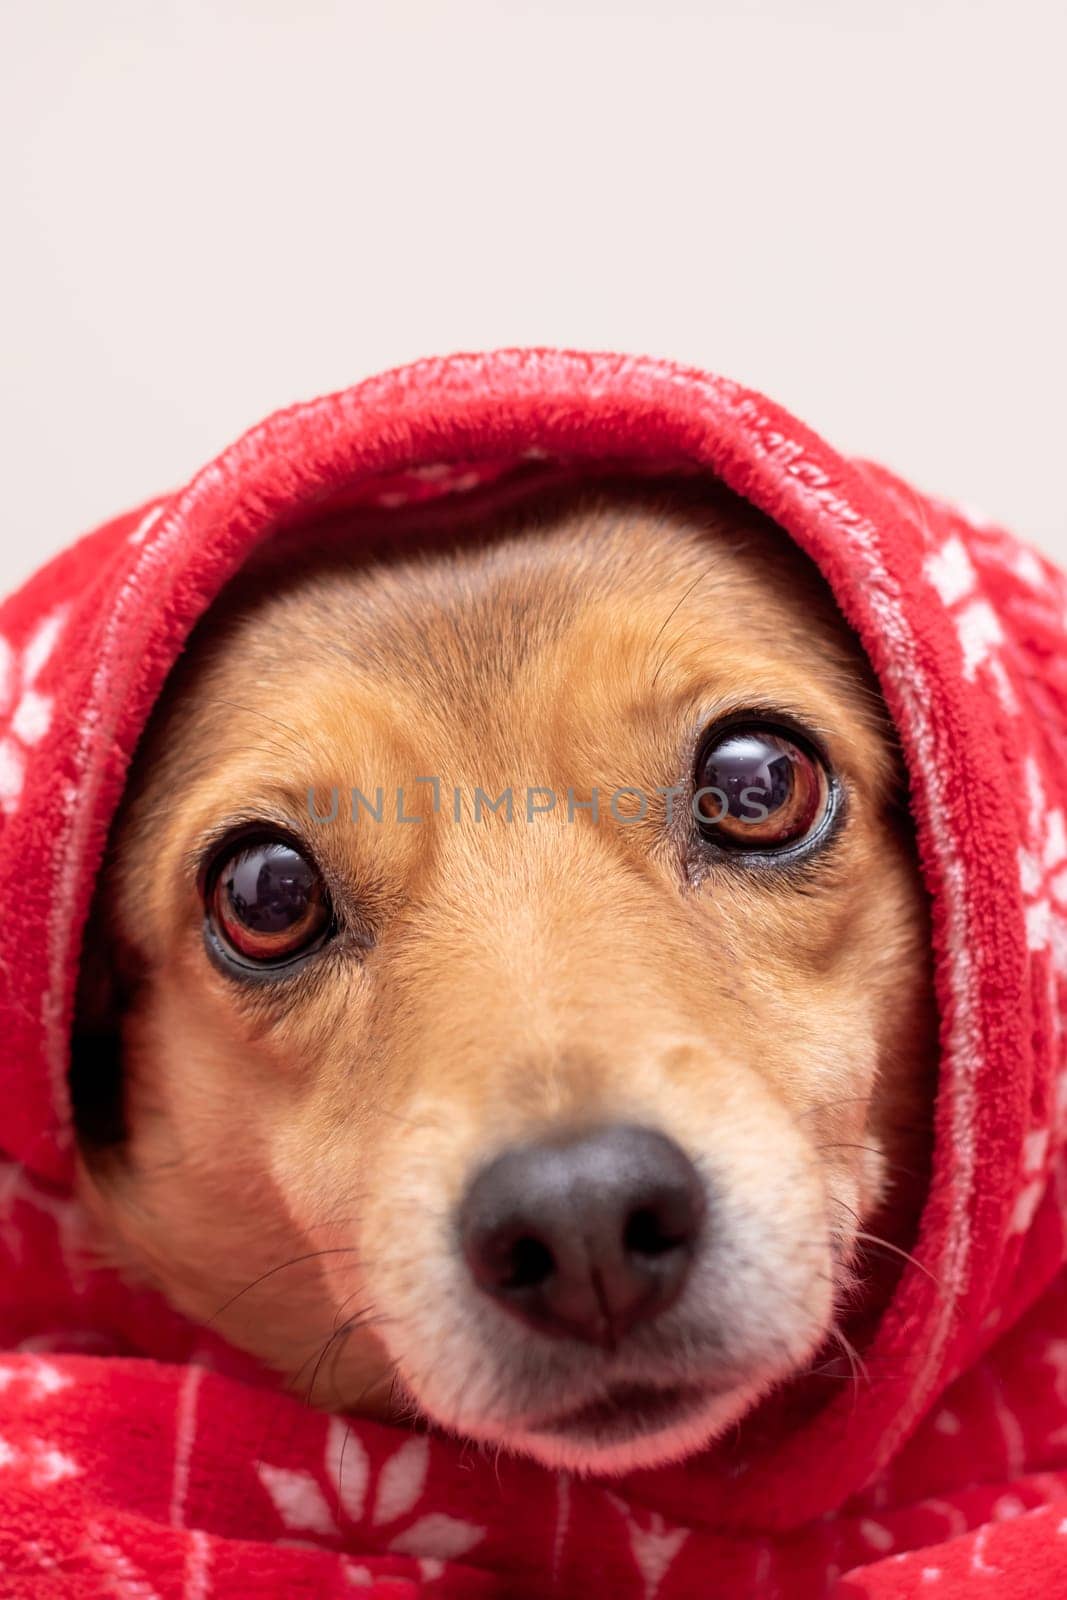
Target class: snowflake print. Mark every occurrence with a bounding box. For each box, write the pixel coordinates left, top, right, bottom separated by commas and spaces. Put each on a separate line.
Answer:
256, 1422, 484, 1582
0, 605, 68, 815
602, 1491, 690, 1599
1020, 758, 1067, 968
0, 1433, 78, 1487
923, 534, 1020, 712
1018, 757, 1067, 1136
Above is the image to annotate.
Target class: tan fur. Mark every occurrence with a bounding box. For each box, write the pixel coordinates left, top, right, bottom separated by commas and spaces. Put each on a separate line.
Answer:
75, 484, 935, 1474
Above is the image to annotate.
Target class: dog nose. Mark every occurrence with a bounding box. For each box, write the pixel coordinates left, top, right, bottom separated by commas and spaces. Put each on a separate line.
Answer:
458, 1124, 706, 1347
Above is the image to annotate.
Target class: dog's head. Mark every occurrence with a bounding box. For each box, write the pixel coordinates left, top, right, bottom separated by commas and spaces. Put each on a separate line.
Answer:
74, 485, 934, 1473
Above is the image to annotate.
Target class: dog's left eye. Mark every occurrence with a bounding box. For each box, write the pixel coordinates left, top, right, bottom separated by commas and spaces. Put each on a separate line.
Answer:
206, 836, 333, 967
693, 723, 831, 852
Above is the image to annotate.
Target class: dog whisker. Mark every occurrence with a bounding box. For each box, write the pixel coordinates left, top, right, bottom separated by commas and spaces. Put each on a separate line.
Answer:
825, 1323, 870, 1395
848, 1230, 941, 1289
207, 1248, 363, 1326
304, 1321, 356, 1411
815, 1142, 923, 1182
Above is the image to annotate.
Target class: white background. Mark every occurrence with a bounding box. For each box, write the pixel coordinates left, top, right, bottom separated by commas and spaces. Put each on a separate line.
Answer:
2, 0, 1064, 594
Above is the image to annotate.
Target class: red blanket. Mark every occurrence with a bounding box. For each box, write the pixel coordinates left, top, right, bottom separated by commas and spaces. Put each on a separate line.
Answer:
1, 350, 1065, 1598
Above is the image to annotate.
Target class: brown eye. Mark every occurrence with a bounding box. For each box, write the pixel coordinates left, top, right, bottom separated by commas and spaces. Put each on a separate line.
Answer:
207, 836, 332, 966
694, 724, 831, 851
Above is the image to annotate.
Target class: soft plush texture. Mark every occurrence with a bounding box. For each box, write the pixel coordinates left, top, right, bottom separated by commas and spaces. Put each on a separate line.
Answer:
1, 349, 1065, 1598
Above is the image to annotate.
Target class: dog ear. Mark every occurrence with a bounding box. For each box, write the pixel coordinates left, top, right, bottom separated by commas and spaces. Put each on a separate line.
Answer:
70, 886, 132, 1150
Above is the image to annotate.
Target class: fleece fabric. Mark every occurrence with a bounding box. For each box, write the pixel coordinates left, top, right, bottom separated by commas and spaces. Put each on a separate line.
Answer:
0, 349, 1065, 1599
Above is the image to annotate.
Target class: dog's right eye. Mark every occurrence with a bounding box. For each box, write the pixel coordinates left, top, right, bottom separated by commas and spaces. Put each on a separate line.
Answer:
206, 836, 333, 968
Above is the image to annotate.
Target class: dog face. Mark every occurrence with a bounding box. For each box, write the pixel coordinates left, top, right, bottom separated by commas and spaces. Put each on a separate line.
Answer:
75, 485, 935, 1474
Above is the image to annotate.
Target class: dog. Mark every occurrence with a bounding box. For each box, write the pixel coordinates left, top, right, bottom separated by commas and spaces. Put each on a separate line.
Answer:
72, 479, 936, 1476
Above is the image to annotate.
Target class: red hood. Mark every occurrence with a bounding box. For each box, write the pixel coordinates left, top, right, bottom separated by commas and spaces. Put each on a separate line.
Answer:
1, 349, 1065, 1598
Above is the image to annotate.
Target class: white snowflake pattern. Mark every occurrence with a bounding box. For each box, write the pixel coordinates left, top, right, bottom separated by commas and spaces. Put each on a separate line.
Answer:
922, 535, 1020, 711
1020, 759, 1067, 968
0, 606, 68, 814
603, 1491, 690, 1599
1018, 758, 1067, 1107
0, 1357, 72, 1399
255, 1422, 484, 1579
0, 1433, 79, 1487
1010, 1127, 1052, 1237
1001, 755, 1067, 1223
924, 535, 978, 610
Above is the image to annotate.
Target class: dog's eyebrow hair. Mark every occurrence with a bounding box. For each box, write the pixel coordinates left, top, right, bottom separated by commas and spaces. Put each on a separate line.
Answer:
648, 570, 718, 692
180, 802, 314, 881
207, 696, 318, 763
641, 678, 841, 743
